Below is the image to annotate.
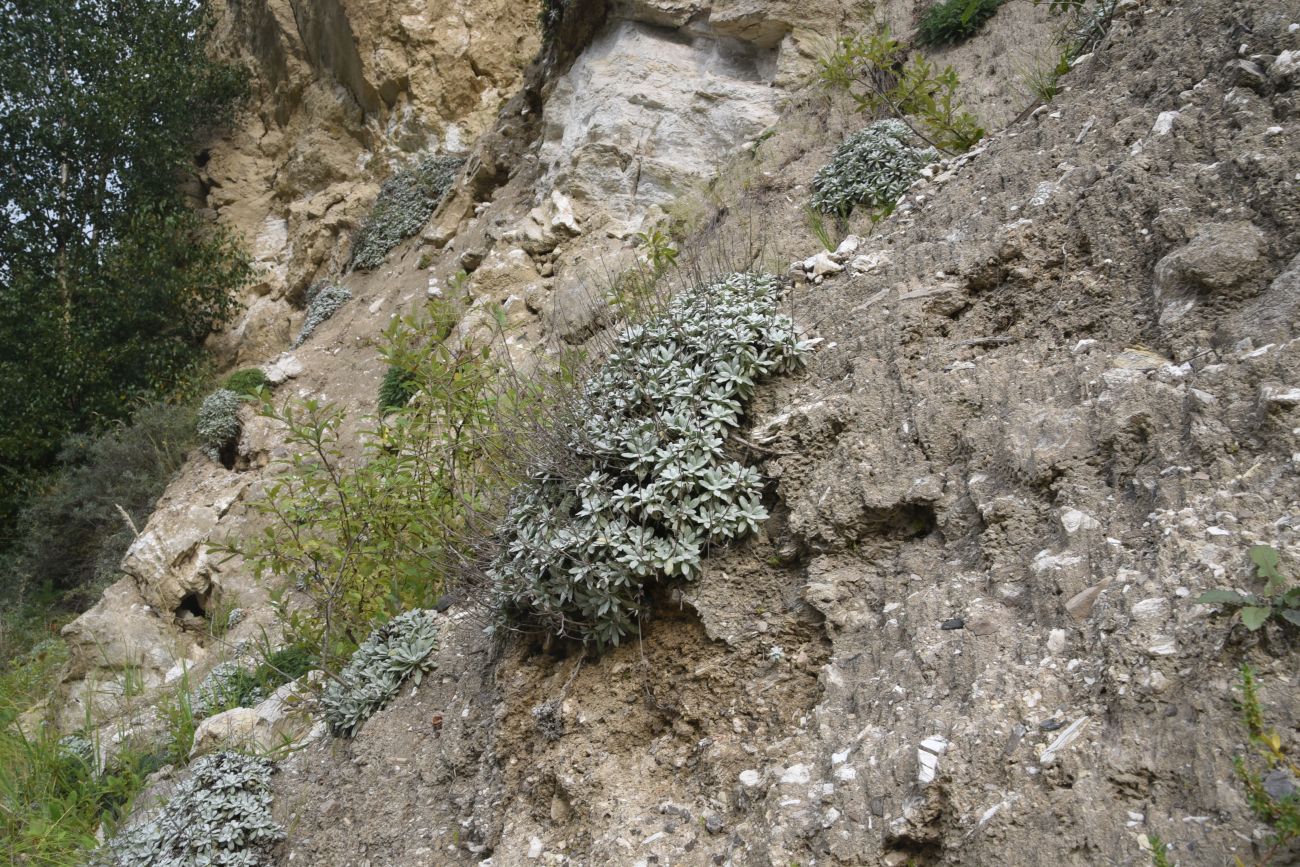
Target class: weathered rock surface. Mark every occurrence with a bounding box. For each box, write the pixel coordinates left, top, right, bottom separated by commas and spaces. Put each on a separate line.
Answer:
52, 0, 1300, 864
200, 0, 540, 366
269, 1, 1300, 864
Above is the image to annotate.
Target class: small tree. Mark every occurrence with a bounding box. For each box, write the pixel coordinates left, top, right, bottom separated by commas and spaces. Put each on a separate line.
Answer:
0, 0, 251, 525
818, 26, 984, 153
224, 303, 522, 667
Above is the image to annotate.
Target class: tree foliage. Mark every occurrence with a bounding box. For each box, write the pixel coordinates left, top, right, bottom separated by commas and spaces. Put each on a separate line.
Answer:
0, 0, 251, 524
227, 303, 520, 668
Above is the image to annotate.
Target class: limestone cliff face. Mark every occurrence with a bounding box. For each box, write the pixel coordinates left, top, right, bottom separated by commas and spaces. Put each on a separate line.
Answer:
199, 0, 539, 365
54, 0, 1300, 864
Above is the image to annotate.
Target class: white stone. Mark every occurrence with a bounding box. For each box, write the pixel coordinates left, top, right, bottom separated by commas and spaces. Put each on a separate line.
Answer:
1131, 597, 1168, 621
1060, 509, 1100, 534
850, 251, 892, 273
833, 235, 863, 261
1152, 111, 1179, 136
780, 764, 811, 784
807, 252, 844, 278
739, 769, 762, 787
1047, 628, 1067, 653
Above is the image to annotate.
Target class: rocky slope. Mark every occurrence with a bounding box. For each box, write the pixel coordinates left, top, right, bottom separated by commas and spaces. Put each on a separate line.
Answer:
52, 0, 1300, 864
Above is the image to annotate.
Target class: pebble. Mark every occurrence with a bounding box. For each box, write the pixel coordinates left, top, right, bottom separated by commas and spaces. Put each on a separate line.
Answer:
940, 618, 965, 630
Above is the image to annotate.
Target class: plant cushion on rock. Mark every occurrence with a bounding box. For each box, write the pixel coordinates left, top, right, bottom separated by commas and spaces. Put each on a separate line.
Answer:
489, 272, 817, 648
292, 283, 352, 348
95, 751, 284, 867
350, 154, 464, 271
196, 389, 243, 462
321, 609, 440, 737
811, 119, 939, 218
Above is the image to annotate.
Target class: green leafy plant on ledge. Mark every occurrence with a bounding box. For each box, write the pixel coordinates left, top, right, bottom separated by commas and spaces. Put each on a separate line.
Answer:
1198, 545, 1300, 631
1145, 666, 1299, 866
917, 0, 1004, 47
818, 26, 984, 153
490, 273, 817, 648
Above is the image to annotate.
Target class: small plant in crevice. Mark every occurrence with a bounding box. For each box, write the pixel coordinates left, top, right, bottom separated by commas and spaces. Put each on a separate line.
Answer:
539, 0, 571, 43
222, 367, 269, 398
321, 609, 439, 737
489, 272, 817, 648
1147, 833, 1172, 867
196, 389, 243, 462
818, 26, 984, 153
1198, 544, 1300, 632
378, 364, 419, 413
811, 119, 939, 219
1020, 49, 1072, 104
805, 206, 838, 252
350, 154, 464, 271
917, 0, 1003, 47
93, 751, 284, 867
1233, 664, 1300, 865
1020, 0, 1118, 108
292, 282, 352, 348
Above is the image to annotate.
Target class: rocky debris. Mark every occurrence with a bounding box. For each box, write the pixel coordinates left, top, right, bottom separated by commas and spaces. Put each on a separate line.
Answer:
1153, 221, 1269, 323
189, 676, 322, 759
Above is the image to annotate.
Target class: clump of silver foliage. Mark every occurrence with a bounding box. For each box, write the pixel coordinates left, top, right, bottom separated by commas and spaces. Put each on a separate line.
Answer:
190, 661, 244, 719
196, 388, 242, 462
490, 272, 816, 647
810, 119, 938, 217
349, 154, 464, 271
292, 282, 352, 348
95, 751, 284, 867
321, 608, 440, 737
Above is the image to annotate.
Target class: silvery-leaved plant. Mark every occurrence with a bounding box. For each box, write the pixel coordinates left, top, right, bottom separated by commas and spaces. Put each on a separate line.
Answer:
191, 661, 245, 719
350, 154, 464, 271
292, 282, 352, 348
811, 119, 938, 218
490, 272, 817, 647
321, 608, 440, 737
196, 389, 242, 462
95, 751, 284, 867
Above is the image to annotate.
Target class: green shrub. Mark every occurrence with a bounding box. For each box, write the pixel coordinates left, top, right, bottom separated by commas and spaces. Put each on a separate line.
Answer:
489, 273, 816, 647
350, 155, 464, 271
811, 120, 939, 218
196, 389, 242, 462
222, 368, 269, 398
818, 27, 984, 153
94, 751, 284, 867
378, 365, 418, 412
292, 283, 352, 348
321, 609, 439, 737
228, 304, 518, 668
917, 0, 1003, 47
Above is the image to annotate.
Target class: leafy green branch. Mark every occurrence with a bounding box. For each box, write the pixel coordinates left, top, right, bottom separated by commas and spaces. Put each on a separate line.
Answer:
1198, 545, 1300, 632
